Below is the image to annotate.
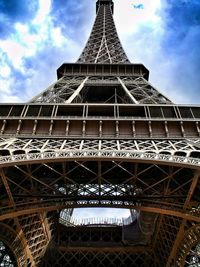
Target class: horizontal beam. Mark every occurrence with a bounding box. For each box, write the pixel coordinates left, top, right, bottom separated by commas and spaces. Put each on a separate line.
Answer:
1, 103, 200, 120
1, 104, 200, 138
13, 194, 187, 200
0, 150, 200, 169
59, 246, 152, 253
57, 63, 149, 80
1, 118, 200, 139
0, 202, 199, 223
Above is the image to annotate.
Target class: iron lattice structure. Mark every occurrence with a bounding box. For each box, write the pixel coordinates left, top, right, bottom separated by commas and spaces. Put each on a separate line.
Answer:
0, 0, 200, 266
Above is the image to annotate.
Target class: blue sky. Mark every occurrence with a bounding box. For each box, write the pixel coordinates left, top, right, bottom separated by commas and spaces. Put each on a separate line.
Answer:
0, 0, 200, 103
0, 0, 200, 218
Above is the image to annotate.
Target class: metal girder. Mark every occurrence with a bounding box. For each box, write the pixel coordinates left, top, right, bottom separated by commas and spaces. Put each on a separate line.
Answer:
39, 213, 51, 242
118, 77, 138, 104
0, 138, 198, 153
65, 77, 88, 103
0, 149, 200, 170
0, 168, 57, 266
42, 245, 155, 267
175, 224, 200, 266
0, 169, 35, 266
59, 246, 152, 253
0, 169, 15, 205
166, 171, 200, 265
184, 171, 200, 208
30, 77, 65, 103
166, 220, 187, 267
0, 159, 198, 225
31, 76, 86, 103
0, 202, 199, 222
29, 74, 172, 104
0, 223, 27, 267
120, 76, 171, 104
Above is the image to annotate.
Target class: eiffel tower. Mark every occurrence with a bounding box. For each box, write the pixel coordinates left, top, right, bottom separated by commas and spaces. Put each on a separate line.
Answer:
0, 0, 200, 266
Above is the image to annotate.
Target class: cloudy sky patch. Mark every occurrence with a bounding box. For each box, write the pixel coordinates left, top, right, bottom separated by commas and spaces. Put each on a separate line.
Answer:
0, 0, 199, 103
0, 0, 88, 101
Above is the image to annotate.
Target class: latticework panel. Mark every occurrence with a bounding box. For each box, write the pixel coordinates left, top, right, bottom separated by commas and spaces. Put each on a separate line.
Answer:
1, 138, 200, 160
0, 221, 27, 266
175, 223, 200, 266
31, 76, 86, 103
41, 246, 156, 267
119, 76, 171, 104
17, 212, 55, 265
154, 215, 182, 264
0, 160, 199, 217
57, 224, 123, 246
31, 75, 171, 104
0, 137, 196, 151
0, 211, 56, 266
0, 155, 199, 266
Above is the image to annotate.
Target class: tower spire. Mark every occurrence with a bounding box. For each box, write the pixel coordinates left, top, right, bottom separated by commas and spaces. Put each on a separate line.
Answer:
77, 0, 129, 64
30, 0, 171, 104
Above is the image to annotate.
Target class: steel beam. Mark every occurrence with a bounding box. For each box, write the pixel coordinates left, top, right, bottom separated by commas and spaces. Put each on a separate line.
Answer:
166, 170, 200, 265
0, 203, 199, 222
0, 169, 35, 266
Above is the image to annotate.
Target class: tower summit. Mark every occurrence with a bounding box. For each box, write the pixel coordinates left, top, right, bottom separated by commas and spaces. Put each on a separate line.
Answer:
0, 0, 199, 266
96, 0, 114, 14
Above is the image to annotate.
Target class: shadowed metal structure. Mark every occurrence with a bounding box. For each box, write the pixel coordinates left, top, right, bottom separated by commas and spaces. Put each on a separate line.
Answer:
0, 0, 199, 266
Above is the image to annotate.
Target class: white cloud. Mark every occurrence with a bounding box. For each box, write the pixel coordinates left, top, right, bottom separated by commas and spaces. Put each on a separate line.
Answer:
0, 50, 13, 99
113, 0, 195, 104
0, 94, 21, 102
0, 0, 66, 73
51, 27, 66, 47
114, 0, 162, 36
33, 0, 52, 24
0, 40, 29, 70
0, 0, 82, 101
15, 23, 39, 48
0, 0, 198, 104
0, 67, 21, 102
0, 64, 11, 78
0, 78, 12, 94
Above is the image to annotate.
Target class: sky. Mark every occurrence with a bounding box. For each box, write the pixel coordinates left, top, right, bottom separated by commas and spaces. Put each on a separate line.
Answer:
0, 0, 200, 103
0, 0, 200, 219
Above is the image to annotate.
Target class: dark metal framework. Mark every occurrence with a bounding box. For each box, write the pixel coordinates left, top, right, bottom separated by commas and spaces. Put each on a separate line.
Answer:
0, 0, 199, 266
